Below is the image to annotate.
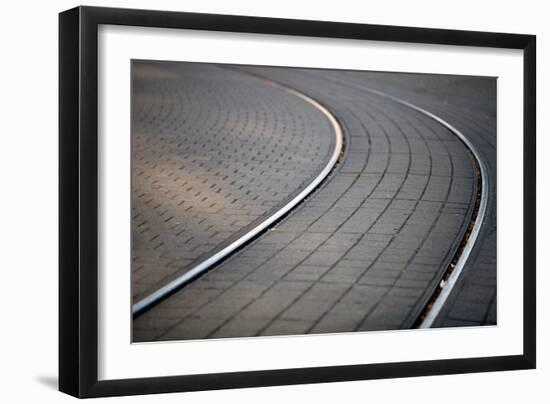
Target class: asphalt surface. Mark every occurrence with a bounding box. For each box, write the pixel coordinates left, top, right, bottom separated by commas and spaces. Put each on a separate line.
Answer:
132, 63, 496, 342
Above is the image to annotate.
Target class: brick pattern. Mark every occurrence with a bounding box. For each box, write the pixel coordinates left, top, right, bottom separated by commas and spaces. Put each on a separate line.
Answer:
316, 70, 497, 327
133, 65, 481, 341
131, 61, 335, 302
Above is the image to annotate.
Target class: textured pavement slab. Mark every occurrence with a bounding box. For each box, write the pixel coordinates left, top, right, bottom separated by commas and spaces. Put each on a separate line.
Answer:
131, 61, 335, 302
323, 71, 497, 327
132, 64, 492, 342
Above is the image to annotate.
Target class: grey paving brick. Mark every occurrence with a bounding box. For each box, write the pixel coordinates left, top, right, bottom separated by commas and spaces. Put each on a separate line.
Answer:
448, 300, 489, 323
311, 285, 388, 333
131, 61, 336, 302
210, 317, 272, 338
284, 265, 331, 282
260, 319, 314, 336
302, 251, 345, 267
133, 64, 495, 341
161, 317, 225, 341
320, 259, 370, 284
358, 303, 412, 331
486, 298, 497, 324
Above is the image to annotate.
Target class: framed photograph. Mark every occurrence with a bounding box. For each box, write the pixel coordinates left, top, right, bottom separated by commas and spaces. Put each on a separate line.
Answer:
59, 6, 536, 398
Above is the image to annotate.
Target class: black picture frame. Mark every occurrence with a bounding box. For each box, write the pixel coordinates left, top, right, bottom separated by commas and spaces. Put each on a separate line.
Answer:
59, 5, 536, 398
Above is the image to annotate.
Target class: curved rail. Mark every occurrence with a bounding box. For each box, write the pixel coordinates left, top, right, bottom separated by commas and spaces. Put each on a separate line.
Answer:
132, 77, 344, 316
354, 86, 488, 328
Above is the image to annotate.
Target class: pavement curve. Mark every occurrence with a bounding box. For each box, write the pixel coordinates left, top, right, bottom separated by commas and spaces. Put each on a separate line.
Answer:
132, 63, 496, 342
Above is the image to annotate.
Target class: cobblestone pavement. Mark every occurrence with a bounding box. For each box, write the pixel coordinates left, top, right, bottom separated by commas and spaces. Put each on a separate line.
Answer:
133, 64, 494, 342
319, 71, 497, 327
131, 61, 335, 302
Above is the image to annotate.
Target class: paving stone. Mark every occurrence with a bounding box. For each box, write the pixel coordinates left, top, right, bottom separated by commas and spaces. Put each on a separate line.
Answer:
486, 298, 497, 324
448, 300, 489, 323
133, 65, 495, 341
278, 282, 350, 322
311, 285, 387, 333
131, 61, 335, 302
210, 317, 272, 338
320, 260, 370, 284
161, 317, 225, 341
284, 265, 332, 282
259, 319, 314, 336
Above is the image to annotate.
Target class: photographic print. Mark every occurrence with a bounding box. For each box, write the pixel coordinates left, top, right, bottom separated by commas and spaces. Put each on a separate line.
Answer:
130, 60, 496, 343
59, 6, 535, 397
